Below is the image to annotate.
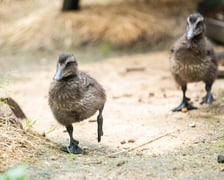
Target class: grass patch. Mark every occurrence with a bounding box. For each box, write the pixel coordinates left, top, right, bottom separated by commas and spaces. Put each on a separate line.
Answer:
0, 165, 28, 180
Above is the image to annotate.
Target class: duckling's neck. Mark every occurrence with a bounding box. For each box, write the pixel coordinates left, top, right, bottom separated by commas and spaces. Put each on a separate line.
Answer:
186, 34, 205, 51
187, 33, 203, 44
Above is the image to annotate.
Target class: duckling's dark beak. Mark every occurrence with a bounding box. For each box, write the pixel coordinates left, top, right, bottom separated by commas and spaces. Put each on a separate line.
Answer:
187, 24, 194, 40
54, 65, 63, 80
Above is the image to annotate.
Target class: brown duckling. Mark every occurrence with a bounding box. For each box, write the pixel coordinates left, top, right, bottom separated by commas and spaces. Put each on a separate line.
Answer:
48, 53, 106, 154
170, 13, 217, 112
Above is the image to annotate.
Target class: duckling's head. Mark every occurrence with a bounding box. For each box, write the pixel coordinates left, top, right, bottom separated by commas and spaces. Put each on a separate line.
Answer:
54, 53, 78, 81
186, 13, 205, 40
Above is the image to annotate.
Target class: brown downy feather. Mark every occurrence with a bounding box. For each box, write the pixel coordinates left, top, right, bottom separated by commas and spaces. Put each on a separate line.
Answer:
48, 56, 106, 126
170, 14, 217, 87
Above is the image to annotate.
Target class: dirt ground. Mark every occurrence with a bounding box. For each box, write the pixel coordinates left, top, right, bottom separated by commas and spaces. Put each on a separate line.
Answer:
1, 0, 224, 179
1, 48, 224, 179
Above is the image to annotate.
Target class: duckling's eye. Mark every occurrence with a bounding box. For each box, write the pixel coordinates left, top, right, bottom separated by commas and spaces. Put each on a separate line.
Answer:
196, 21, 203, 28
66, 61, 74, 67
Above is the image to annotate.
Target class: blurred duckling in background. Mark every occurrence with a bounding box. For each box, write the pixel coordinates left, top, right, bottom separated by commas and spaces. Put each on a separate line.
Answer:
48, 53, 106, 154
170, 13, 217, 112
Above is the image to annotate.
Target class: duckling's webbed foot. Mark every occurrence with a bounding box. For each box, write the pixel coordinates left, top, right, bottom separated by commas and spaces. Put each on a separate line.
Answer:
185, 97, 191, 101
172, 84, 197, 112
200, 92, 215, 104
60, 144, 83, 154
61, 124, 83, 154
172, 98, 197, 112
200, 84, 215, 104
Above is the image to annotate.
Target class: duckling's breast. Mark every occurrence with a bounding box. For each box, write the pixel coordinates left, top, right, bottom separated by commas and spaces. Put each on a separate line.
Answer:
170, 48, 215, 83
48, 77, 106, 125
48, 80, 80, 109
171, 60, 207, 82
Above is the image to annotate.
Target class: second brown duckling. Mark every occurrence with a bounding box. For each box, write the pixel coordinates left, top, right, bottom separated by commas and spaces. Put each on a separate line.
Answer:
170, 13, 217, 112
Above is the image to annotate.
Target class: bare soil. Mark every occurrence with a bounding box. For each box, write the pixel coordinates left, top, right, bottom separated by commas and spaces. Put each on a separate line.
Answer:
1, 0, 224, 179
1, 48, 224, 179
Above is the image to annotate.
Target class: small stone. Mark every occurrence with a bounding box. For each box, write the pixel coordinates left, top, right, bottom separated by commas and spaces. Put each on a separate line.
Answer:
218, 155, 224, 163
120, 140, 126, 144
136, 151, 143, 156
116, 160, 126, 167
181, 107, 188, 113
189, 122, 196, 128
128, 139, 136, 143
108, 155, 116, 158
42, 132, 46, 137
138, 98, 143, 103
193, 140, 200, 144
50, 156, 58, 161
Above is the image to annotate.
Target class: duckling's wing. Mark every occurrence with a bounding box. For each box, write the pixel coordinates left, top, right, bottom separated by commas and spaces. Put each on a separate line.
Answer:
170, 35, 188, 55
78, 71, 106, 100
203, 38, 217, 65
79, 72, 98, 89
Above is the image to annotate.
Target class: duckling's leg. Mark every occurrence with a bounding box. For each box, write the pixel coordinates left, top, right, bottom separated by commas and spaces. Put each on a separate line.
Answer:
61, 124, 83, 154
97, 105, 104, 142
200, 83, 215, 104
172, 84, 197, 112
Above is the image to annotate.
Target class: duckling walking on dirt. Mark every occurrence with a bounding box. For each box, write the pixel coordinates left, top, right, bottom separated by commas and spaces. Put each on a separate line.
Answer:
170, 13, 217, 112
48, 53, 106, 154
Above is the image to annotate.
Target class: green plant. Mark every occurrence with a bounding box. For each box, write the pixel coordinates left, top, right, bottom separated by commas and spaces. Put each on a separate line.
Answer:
65, 147, 77, 160
44, 126, 56, 136
0, 165, 27, 180
100, 43, 113, 55
69, 153, 77, 160
25, 118, 36, 130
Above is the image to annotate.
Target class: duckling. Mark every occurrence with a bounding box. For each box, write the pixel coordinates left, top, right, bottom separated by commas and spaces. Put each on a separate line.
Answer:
48, 53, 106, 154
170, 13, 217, 112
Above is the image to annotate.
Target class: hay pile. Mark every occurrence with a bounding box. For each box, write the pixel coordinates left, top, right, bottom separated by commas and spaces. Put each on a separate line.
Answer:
0, 0, 201, 51
0, 99, 55, 172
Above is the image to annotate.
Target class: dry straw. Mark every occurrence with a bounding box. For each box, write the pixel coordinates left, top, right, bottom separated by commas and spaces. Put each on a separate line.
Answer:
0, 0, 201, 50
0, 100, 56, 172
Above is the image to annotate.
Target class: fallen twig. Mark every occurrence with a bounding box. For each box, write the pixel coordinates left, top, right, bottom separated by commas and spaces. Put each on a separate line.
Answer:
105, 129, 180, 158
126, 67, 145, 72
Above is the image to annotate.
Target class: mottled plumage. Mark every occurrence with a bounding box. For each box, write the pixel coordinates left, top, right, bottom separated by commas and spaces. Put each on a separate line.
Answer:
170, 13, 217, 111
48, 53, 106, 154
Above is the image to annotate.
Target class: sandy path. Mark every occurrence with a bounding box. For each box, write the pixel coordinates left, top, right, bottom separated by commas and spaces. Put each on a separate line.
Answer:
3, 51, 224, 157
